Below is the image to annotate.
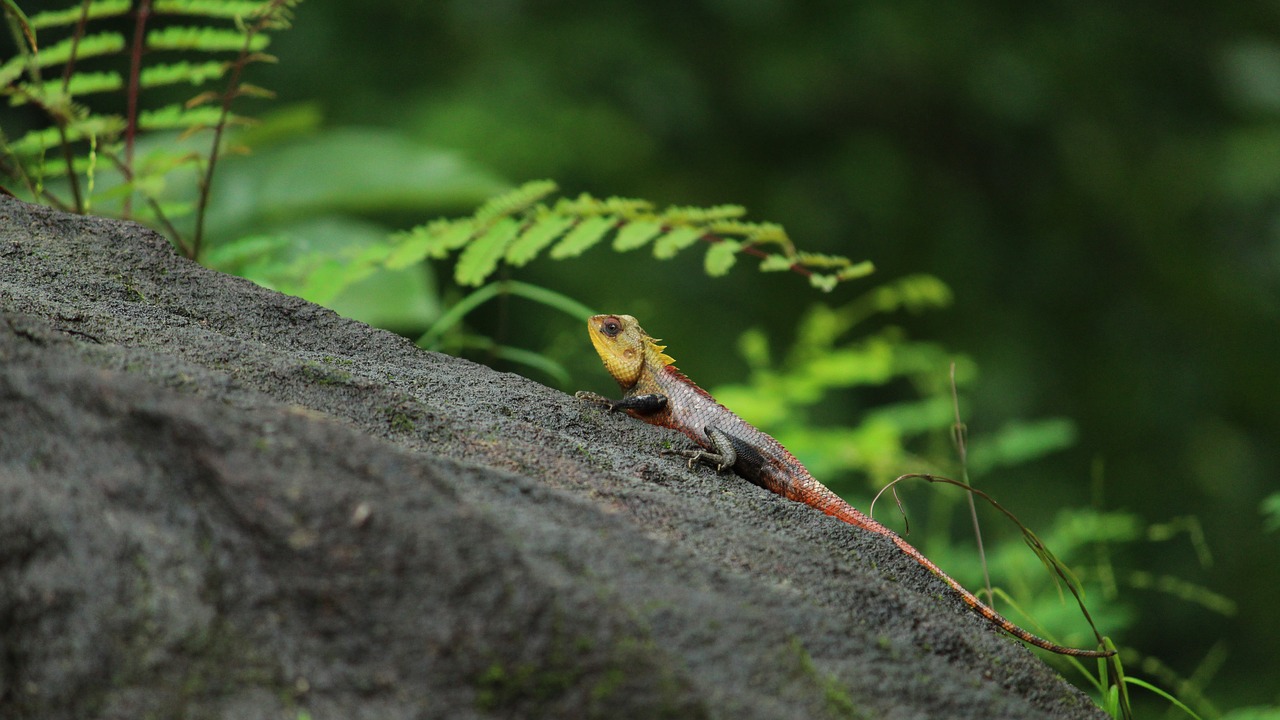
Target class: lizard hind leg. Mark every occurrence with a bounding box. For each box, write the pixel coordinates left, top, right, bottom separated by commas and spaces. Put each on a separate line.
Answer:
662, 426, 738, 473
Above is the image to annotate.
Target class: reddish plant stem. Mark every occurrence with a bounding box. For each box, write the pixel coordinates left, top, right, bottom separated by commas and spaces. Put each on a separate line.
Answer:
123, 0, 153, 218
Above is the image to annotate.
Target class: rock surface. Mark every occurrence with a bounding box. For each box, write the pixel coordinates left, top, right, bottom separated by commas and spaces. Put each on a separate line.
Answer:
0, 196, 1107, 719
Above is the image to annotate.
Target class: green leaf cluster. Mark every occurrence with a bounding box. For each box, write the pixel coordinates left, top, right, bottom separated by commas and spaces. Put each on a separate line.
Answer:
708, 275, 960, 484
389, 180, 874, 291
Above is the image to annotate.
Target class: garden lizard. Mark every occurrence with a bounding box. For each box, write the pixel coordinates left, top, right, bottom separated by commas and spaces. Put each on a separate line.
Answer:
576, 313, 1113, 658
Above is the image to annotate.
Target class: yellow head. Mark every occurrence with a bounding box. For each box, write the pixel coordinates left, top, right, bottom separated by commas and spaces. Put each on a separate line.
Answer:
585, 314, 675, 389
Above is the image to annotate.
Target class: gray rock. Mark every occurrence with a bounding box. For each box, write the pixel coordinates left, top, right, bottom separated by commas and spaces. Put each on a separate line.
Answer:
0, 196, 1107, 719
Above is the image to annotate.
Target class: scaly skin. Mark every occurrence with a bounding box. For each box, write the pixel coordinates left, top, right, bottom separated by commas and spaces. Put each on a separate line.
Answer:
577, 313, 1114, 658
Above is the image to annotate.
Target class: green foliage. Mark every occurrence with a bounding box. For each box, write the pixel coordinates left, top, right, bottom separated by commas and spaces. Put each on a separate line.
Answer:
394, 180, 874, 291
0, 0, 301, 258
1261, 493, 1280, 533
709, 275, 960, 484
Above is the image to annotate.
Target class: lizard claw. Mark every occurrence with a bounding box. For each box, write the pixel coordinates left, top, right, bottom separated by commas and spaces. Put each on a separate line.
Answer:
575, 391, 616, 411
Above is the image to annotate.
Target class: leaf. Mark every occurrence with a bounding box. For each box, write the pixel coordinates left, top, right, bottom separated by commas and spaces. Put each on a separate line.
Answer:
662, 204, 746, 223
473, 179, 557, 224
199, 128, 506, 238
12, 31, 125, 68
234, 82, 276, 100
28, 0, 130, 29
505, 214, 575, 266
138, 105, 244, 130
387, 220, 475, 268
146, 26, 271, 52
808, 273, 839, 292
549, 215, 617, 259
140, 61, 229, 88
651, 226, 705, 259
9, 72, 124, 106
759, 253, 795, 272
0, 56, 25, 87
836, 260, 876, 280
967, 418, 1079, 475
8, 115, 126, 155
704, 239, 741, 277
456, 217, 520, 286
612, 220, 663, 251
3, 0, 36, 52
153, 0, 273, 19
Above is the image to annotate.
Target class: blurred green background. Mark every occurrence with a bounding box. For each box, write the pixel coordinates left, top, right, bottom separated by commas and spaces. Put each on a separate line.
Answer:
7, 1, 1280, 715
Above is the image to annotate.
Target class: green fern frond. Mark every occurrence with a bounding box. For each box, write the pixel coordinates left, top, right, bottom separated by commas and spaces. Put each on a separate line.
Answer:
660, 204, 747, 224
505, 214, 575, 266
13, 31, 126, 68
759, 253, 797, 272
9, 115, 126, 156
611, 220, 664, 251
456, 217, 520, 286
138, 105, 247, 130
28, 0, 130, 29
146, 25, 271, 52
139, 61, 229, 88
386, 219, 477, 269
472, 178, 557, 224
549, 215, 617, 259
9, 72, 124, 106
704, 239, 742, 277
651, 226, 706, 259
153, 0, 273, 19
0, 57, 26, 88
403, 179, 872, 290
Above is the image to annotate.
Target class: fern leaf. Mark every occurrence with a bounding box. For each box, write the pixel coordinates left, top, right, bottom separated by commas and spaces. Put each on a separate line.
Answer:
232, 82, 276, 100
836, 261, 876, 281
13, 31, 125, 69
549, 215, 617, 259
748, 222, 792, 246
138, 105, 246, 130
612, 220, 663, 251
759, 253, 795, 272
9, 115, 126, 156
153, 0, 273, 19
661, 204, 746, 224
146, 26, 271, 53
553, 192, 613, 217
651, 226, 705, 259
505, 215, 575, 266
473, 179, 558, 225
28, 0, 130, 29
0, 56, 25, 87
796, 251, 861, 269
10, 72, 124, 106
387, 219, 476, 269
456, 217, 520, 286
140, 61, 229, 88
600, 196, 654, 215
808, 273, 839, 293
704, 240, 741, 277
3, 0, 35, 52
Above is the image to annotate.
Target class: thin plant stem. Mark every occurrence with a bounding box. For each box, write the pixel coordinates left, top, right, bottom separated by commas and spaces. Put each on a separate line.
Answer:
123, 0, 152, 218
951, 361, 994, 605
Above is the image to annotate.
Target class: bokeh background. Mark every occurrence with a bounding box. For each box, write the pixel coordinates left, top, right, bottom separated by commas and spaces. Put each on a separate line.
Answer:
7, 1, 1280, 715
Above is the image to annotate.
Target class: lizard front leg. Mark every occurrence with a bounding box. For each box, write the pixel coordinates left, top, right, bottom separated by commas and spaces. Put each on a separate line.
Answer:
663, 426, 737, 473
575, 391, 668, 415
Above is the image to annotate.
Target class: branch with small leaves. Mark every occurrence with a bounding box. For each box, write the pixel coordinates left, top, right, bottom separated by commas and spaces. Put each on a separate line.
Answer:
389, 180, 875, 292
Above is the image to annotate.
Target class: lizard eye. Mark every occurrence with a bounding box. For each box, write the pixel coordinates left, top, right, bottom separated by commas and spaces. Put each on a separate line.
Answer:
601, 317, 622, 337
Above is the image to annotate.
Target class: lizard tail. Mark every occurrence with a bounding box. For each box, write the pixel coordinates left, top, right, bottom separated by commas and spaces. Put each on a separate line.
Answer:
813, 497, 1115, 658
886, 534, 1114, 658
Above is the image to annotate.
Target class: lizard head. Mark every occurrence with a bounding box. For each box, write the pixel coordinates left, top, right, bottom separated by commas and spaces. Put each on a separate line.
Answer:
586, 314, 675, 389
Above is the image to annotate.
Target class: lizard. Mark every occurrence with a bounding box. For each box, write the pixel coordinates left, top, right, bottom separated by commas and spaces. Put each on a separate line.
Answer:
576, 313, 1114, 658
